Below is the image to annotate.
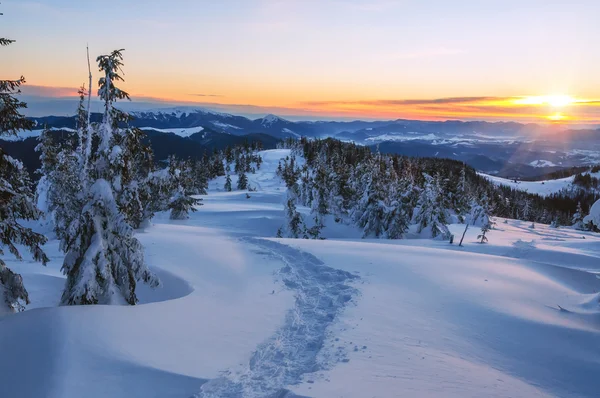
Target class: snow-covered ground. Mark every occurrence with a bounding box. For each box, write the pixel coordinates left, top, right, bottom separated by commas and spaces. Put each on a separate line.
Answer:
140, 126, 205, 137
2, 149, 600, 397
480, 170, 600, 197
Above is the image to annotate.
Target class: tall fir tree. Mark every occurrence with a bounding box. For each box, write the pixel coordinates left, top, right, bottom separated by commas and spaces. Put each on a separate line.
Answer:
168, 156, 201, 220
60, 50, 159, 305
0, 24, 49, 313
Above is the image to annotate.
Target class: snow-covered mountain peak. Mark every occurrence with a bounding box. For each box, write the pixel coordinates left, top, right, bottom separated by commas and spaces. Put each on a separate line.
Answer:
260, 114, 287, 127
131, 106, 234, 120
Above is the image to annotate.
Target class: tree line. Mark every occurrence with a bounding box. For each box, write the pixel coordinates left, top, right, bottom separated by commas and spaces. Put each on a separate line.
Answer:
275, 137, 600, 240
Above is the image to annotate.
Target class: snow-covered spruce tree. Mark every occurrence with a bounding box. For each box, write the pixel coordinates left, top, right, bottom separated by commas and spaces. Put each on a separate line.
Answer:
476, 194, 494, 243
224, 172, 232, 192
61, 49, 159, 306
277, 158, 307, 238
278, 194, 306, 239
572, 201, 585, 230
385, 180, 411, 239
168, 157, 201, 220
522, 198, 532, 221
36, 129, 82, 241
35, 127, 59, 213
113, 125, 154, 229
0, 31, 49, 312
237, 171, 248, 190
354, 160, 388, 237
306, 160, 329, 239
414, 173, 451, 239
454, 166, 471, 222
191, 159, 209, 196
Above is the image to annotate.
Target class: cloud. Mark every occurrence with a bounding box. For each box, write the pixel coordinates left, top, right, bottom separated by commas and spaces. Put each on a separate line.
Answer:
189, 93, 223, 98
301, 96, 510, 107
19, 87, 600, 123
20, 85, 79, 97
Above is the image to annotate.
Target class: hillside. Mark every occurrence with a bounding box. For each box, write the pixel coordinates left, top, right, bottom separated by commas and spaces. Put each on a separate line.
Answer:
481, 170, 600, 197
2, 150, 600, 397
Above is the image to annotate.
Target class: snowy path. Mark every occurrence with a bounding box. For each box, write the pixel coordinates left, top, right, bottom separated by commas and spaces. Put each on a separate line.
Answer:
196, 238, 360, 398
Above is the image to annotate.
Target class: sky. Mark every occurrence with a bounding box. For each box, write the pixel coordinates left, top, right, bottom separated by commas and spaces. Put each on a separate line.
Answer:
3, 0, 600, 123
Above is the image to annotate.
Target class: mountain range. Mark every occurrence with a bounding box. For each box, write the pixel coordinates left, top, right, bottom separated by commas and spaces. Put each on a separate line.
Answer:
3, 107, 600, 179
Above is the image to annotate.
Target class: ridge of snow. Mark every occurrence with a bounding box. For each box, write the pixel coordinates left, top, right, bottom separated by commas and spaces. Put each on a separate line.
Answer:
211, 121, 242, 130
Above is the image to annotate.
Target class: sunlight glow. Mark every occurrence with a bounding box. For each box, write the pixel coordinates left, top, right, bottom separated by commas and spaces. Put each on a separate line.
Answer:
514, 95, 575, 107
547, 112, 567, 121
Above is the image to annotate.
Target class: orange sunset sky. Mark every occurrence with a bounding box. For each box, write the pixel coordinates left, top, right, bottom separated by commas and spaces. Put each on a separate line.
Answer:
3, 0, 600, 123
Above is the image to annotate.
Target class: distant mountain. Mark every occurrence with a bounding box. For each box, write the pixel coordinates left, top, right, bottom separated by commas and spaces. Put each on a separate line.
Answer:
0, 127, 281, 175
10, 107, 600, 179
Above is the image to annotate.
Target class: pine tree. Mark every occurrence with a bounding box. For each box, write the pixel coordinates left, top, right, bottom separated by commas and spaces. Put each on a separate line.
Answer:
114, 126, 154, 229
572, 201, 585, 229
224, 173, 232, 192
278, 196, 305, 238
36, 131, 82, 241
168, 157, 201, 220
478, 220, 491, 243
522, 199, 532, 221
61, 49, 159, 306
414, 174, 450, 239
476, 194, 494, 243
355, 164, 387, 238
0, 27, 49, 312
307, 161, 329, 238
237, 172, 248, 190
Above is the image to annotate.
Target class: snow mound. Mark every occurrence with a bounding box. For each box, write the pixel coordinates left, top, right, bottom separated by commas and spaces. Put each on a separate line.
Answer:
584, 199, 600, 227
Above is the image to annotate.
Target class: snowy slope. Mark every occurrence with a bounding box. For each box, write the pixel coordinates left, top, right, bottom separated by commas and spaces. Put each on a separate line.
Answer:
2, 150, 600, 397
140, 126, 205, 137
480, 170, 600, 197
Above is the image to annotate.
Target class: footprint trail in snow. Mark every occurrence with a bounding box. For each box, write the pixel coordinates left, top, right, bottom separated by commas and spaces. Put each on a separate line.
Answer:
194, 238, 360, 398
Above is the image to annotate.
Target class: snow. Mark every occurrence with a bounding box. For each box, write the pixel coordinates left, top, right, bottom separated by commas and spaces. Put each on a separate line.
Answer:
282, 127, 300, 137
141, 126, 204, 137
211, 121, 242, 130
2, 149, 600, 397
131, 107, 234, 119
584, 199, 600, 227
481, 170, 600, 197
529, 159, 557, 167
365, 133, 438, 142
3, 127, 76, 141
480, 173, 575, 197
260, 114, 288, 127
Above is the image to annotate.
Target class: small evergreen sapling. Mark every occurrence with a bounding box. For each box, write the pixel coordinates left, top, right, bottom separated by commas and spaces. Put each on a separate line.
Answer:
224, 173, 232, 192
